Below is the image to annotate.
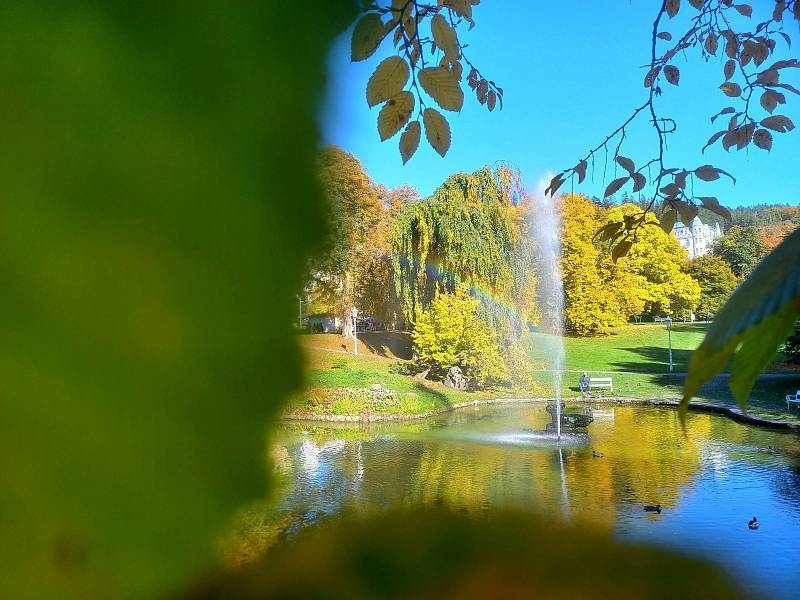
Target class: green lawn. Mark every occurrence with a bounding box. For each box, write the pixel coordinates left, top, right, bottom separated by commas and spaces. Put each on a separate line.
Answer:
524, 323, 800, 421
525, 323, 708, 373
287, 351, 532, 417
290, 326, 800, 422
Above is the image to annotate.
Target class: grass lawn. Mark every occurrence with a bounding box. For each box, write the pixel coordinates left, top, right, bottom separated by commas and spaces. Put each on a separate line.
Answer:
524, 323, 800, 421
525, 323, 709, 373
291, 330, 800, 422
288, 333, 530, 417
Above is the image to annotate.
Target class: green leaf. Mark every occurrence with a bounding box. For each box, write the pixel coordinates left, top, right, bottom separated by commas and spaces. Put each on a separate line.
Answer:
367, 56, 410, 107
682, 227, 800, 413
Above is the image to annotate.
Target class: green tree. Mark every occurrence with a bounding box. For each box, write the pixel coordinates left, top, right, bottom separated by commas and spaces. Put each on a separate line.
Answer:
392, 165, 535, 343
687, 255, 739, 319
412, 284, 507, 385
781, 320, 800, 364
711, 225, 767, 278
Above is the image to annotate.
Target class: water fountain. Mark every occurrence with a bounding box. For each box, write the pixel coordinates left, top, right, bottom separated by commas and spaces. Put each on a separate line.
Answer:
530, 176, 567, 440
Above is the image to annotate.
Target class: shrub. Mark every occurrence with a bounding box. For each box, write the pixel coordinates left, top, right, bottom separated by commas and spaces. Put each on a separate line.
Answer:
412, 284, 508, 385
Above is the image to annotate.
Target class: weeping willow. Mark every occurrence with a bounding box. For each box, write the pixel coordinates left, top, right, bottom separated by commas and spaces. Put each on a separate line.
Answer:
391, 166, 537, 345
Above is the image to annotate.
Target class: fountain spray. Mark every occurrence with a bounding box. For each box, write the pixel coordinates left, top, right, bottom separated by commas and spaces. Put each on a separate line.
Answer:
531, 176, 566, 441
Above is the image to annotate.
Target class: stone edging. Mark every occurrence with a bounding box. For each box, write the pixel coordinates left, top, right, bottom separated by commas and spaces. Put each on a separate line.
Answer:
281, 396, 800, 431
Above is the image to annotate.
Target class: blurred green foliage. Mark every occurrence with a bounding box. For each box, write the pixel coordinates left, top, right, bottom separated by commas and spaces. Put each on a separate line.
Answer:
0, 2, 354, 598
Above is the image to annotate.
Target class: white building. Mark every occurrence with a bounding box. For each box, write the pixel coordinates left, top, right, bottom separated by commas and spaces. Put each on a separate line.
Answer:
673, 216, 722, 258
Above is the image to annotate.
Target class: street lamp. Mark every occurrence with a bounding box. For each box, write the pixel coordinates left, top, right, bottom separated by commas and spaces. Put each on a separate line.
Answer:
351, 306, 359, 356
666, 316, 673, 372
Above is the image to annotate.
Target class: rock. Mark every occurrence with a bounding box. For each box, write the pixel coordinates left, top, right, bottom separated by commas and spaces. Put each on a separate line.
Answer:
443, 366, 468, 390
368, 383, 397, 404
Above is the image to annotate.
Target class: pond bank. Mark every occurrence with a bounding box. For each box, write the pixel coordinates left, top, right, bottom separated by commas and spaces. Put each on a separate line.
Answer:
282, 396, 800, 432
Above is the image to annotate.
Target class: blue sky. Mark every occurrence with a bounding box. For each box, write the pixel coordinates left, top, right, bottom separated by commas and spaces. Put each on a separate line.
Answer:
321, 2, 799, 207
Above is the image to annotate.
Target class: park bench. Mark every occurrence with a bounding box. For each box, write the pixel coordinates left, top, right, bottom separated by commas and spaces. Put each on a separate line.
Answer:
589, 377, 613, 396
786, 390, 800, 410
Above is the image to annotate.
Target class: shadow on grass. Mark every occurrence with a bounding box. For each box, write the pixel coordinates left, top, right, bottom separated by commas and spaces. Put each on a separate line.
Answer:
413, 382, 452, 408
610, 346, 696, 373
357, 332, 413, 360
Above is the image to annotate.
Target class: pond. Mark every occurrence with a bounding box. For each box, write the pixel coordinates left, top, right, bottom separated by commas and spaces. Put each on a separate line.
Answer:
263, 404, 800, 599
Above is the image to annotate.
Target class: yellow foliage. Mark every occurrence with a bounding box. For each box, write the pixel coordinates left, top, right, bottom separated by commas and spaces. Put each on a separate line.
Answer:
412, 284, 508, 384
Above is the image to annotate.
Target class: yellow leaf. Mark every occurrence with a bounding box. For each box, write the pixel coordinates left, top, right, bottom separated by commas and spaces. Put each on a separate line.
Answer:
431, 14, 459, 62
367, 57, 410, 107
351, 13, 387, 62
423, 107, 451, 157
378, 92, 415, 141
419, 66, 464, 111
400, 121, 421, 164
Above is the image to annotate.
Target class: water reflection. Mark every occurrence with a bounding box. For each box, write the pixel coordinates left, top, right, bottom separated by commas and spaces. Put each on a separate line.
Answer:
256, 404, 800, 599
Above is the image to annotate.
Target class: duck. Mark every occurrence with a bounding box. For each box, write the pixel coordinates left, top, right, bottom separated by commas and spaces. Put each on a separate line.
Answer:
748, 517, 759, 530
592, 450, 604, 458
643, 504, 662, 513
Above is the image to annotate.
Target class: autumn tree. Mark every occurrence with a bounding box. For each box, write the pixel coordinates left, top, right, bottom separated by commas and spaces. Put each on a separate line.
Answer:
604, 204, 701, 318
312, 146, 400, 333
559, 194, 627, 335
412, 284, 508, 384
687, 254, 739, 319
711, 224, 767, 277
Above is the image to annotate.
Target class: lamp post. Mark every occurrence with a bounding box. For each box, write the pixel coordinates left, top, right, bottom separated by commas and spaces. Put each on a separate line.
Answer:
352, 306, 359, 356
666, 316, 673, 372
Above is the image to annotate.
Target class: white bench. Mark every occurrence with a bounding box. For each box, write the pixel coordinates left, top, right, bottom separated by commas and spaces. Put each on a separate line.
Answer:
589, 377, 613, 395
786, 390, 800, 410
